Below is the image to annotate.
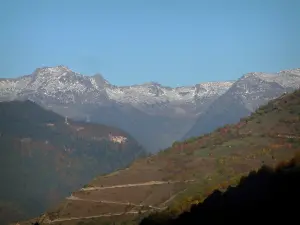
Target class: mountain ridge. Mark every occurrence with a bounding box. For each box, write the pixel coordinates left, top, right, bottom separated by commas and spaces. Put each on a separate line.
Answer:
0, 65, 234, 107
1, 66, 300, 152
1, 66, 300, 107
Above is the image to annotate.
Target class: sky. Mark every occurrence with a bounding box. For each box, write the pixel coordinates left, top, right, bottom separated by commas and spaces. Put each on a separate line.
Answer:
1, 0, 300, 87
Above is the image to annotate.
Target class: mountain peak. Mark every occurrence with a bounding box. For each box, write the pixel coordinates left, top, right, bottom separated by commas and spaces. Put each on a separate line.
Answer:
91, 73, 110, 89
35, 65, 71, 73
32, 65, 73, 79
141, 81, 163, 87
279, 68, 300, 76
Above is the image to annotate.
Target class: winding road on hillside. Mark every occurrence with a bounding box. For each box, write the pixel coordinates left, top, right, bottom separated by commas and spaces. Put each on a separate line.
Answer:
44, 210, 149, 223
66, 195, 167, 210
39, 180, 195, 224
40, 133, 300, 224
80, 179, 196, 191
276, 134, 300, 139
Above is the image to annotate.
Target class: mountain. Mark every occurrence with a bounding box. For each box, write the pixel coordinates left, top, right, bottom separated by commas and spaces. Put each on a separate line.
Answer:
0, 66, 234, 152
1, 66, 300, 153
23, 89, 300, 225
0, 100, 146, 225
183, 69, 300, 139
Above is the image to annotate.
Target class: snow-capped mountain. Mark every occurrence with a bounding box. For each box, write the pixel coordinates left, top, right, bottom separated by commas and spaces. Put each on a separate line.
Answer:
0, 65, 233, 117
1, 66, 300, 152
0, 66, 110, 104
0, 65, 233, 152
107, 81, 234, 116
183, 68, 300, 139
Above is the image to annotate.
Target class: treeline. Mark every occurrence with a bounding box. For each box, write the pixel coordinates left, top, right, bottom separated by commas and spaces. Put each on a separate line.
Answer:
140, 153, 300, 225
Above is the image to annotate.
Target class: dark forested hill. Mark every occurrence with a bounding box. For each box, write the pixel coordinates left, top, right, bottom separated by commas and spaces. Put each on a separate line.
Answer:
0, 100, 146, 224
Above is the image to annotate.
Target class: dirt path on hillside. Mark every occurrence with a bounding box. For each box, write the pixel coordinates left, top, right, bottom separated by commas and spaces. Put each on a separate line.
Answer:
160, 188, 188, 207
43, 180, 194, 223
276, 134, 300, 139
44, 210, 149, 223
81, 179, 195, 191
66, 195, 166, 210
243, 133, 300, 139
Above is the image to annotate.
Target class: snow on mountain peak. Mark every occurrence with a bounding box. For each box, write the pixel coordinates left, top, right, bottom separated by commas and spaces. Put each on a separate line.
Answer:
0, 66, 235, 109
280, 68, 300, 74
105, 80, 234, 107
245, 69, 300, 89
34, 65, 72, 76
1, 66, 299, 113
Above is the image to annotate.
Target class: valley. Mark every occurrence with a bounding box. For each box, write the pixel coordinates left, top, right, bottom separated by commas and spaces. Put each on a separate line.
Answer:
19, 89, 300, 225
2, 1, 299, 224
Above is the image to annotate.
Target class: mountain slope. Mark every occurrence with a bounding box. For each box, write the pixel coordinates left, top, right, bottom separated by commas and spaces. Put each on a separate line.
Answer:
183, 69, 300, 139
0, 100, 146, 225
25, 89, 300, 225
140, 154, 300, 225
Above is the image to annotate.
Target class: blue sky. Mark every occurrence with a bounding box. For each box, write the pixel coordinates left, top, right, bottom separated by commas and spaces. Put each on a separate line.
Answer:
1, 0, 300, 86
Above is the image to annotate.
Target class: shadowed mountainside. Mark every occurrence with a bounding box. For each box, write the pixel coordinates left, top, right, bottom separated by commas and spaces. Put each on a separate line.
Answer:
0, 100, 146, 225
140, 153, 300, 225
